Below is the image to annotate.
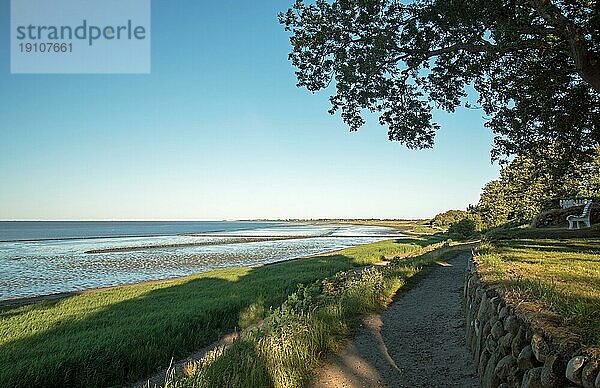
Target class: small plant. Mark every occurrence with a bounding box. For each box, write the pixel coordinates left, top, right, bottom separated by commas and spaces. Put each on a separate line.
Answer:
238, 297, 266, 329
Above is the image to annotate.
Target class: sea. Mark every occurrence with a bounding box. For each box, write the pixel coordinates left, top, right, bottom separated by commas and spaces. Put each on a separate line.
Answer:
0, 221, 404, 301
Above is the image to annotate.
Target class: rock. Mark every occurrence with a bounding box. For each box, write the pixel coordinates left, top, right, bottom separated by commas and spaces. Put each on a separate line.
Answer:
566, 356, 587, 385
490, 315, 499, 326
476, 286, 485, 303
465, 275, 475, 296
478, 294, 490, 320
487, 334, 499, 354
483, 320, 493, 341
518, 345, 535, 371
475, 321, 492, 358
512, 327, 527, 358
522, 367, 544, 388
468, 276, 477, 290
497, 299, 506, 314
500, 332, 514, 354
541, 354, 564, 387
469, 320, 477, 353
581, 359, 600, 388
504, 315, 520, 335
490, 296, 501, 312
492, 321, 506, 340
499, 306, 509, 320
475, 323, 485, 360
495, 355, 519, 381
531, 334, 550, 363
479, 349, 491, 378
483, 351, 502, 388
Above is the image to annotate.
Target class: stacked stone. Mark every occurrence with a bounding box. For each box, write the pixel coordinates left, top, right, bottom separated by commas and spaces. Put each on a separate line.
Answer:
464, 259, 600, 388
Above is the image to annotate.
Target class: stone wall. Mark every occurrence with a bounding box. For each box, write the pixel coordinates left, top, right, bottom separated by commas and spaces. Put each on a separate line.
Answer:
464, 254, 600, 388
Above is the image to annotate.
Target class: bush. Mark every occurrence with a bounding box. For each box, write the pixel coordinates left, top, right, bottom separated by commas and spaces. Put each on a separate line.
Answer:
432, 210, 468, 228
447, 218, 477, 239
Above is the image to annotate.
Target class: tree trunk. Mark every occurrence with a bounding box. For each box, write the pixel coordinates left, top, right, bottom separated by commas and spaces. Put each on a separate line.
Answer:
528, 0, 600, 93
568, 35, 600, 93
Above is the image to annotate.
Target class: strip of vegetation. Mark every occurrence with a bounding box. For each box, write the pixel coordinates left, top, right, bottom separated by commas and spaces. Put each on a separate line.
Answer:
0, 237, 439, 387
162, 242, 470, 388
340, 219, 443, 235
321, 234, 447, 265
477, 238, 600, 347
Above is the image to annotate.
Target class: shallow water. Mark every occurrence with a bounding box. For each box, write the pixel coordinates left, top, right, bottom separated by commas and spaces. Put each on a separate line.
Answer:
0, 222, 404, 300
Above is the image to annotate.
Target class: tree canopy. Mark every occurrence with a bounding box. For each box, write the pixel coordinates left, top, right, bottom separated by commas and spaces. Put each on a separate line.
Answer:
475, 147, 600, 228
279, 0, 600, 162
432, 209, 469, 228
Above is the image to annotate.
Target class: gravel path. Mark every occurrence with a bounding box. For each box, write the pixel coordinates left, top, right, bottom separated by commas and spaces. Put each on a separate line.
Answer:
312, 253, 479, 387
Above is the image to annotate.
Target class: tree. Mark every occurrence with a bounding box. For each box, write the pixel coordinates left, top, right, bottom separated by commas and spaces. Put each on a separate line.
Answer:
474, 148, 600, 228
477, 180, 509, 229
279, 0, 599, 162
432, 209, 468, 228
448, 218, 478, 239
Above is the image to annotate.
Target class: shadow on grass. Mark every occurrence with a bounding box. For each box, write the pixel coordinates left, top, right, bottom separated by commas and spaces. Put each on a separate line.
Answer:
394, 232, 447, 248
0, 255, 358, 387
485, 225, 600, 241
503, 277, 600, 346
496, 239, 600, 255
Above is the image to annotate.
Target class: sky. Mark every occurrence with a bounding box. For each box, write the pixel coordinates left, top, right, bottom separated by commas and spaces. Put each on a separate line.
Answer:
0, 0, 500, 220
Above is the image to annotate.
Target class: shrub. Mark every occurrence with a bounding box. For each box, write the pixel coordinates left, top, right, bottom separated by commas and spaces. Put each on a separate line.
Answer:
448, 218, 477, 239
432, 210, 468, 228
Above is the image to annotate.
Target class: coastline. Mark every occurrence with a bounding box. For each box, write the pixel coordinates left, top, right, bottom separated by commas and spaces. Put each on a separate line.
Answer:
0, 236, 398, 308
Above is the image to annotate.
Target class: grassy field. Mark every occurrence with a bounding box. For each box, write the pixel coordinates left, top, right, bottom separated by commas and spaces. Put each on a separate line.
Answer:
477, 237, 600, 347
164, 240, 470, 388
0, 237, 438, 387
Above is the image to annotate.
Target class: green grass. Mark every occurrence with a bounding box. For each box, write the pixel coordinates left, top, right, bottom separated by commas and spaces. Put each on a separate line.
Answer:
477, 238, 600, 347
0, 238, 431, 387
325, 234, 446, 264
163, 241, 471, 388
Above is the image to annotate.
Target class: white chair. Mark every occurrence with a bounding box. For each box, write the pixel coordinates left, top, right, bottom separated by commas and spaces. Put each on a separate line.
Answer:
567, 200, 593, 229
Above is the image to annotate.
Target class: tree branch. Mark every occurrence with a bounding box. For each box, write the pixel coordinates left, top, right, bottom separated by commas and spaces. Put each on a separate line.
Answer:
527, 0, 600, 92
392, 39, 547, 63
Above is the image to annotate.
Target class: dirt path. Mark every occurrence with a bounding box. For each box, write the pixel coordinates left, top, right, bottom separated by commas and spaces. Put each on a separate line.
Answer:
312, 253, 479, 388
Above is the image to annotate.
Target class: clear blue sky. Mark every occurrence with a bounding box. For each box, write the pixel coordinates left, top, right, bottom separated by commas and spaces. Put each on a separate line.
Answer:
0, 0, 499, 220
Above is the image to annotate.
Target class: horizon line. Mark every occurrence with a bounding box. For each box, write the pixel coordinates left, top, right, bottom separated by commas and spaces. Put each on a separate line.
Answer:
0, 218, 428, 222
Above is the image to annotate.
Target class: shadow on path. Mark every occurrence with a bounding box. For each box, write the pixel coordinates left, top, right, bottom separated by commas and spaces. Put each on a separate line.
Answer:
313, 253, 479, 387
